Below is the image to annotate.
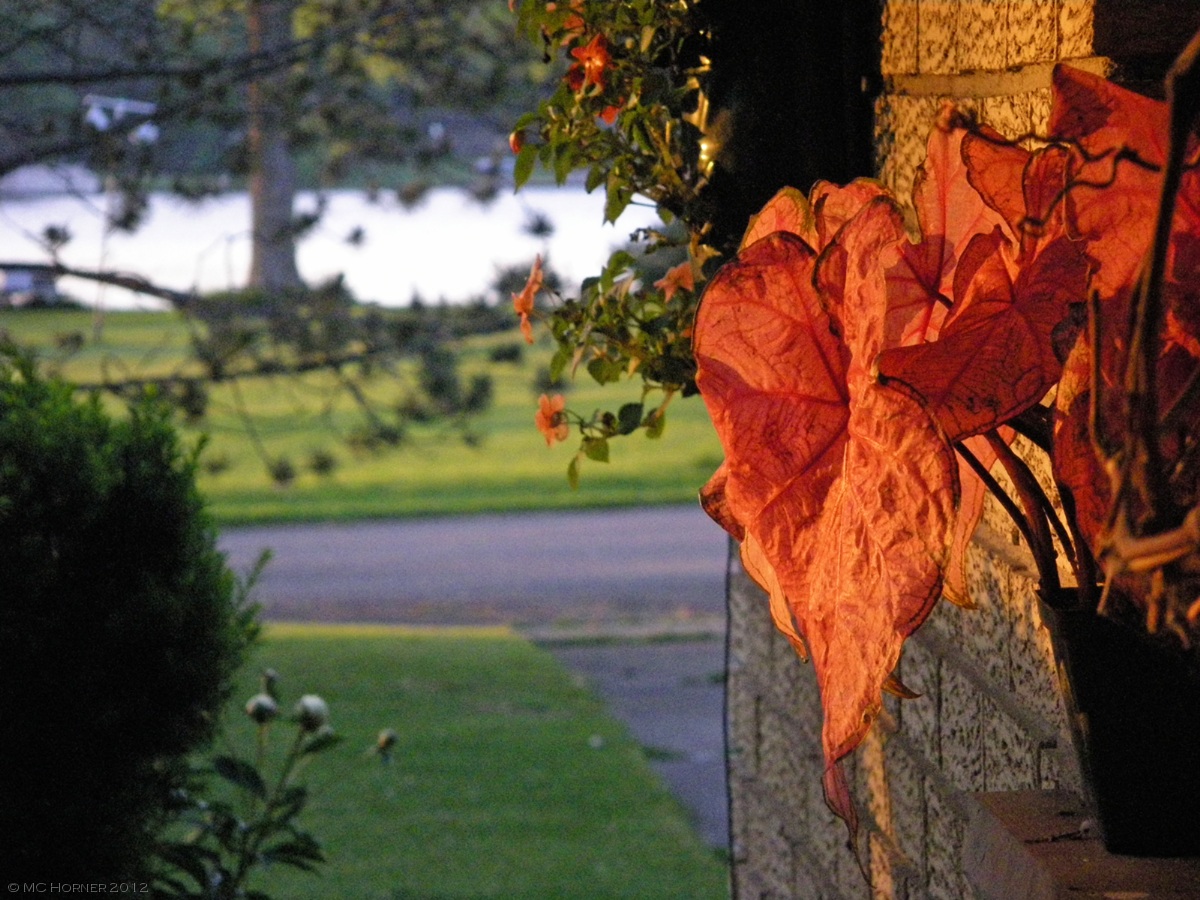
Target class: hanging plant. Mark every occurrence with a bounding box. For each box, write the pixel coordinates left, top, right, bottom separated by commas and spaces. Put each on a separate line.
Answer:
693, 39, 1200, 852
509, 0, 721, 479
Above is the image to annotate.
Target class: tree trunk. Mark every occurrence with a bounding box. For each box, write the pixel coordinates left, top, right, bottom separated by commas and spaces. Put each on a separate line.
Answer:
247, 0, 303, 292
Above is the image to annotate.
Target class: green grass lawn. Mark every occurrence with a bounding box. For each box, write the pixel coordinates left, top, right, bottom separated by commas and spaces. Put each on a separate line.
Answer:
213, 625, 728, 899
0, 308, 724, 524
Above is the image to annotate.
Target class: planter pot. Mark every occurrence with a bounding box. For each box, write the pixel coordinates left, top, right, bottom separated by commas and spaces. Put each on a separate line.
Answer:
1041, 596, 1200, 856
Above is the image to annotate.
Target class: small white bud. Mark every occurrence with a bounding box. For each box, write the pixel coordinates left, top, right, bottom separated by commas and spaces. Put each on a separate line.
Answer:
244, 693, 279, 724
294, 694, 330, 732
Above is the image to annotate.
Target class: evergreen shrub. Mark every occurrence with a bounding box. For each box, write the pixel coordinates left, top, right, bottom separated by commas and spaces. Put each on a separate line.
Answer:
0, 354, 258, 881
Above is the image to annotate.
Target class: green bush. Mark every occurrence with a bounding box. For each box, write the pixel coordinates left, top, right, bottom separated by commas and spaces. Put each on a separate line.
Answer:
0, 355, 258, 881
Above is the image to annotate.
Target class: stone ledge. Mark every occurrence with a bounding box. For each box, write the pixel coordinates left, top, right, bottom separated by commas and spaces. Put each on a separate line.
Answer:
963, 790, 1200, 899
884, 57, 1110, 98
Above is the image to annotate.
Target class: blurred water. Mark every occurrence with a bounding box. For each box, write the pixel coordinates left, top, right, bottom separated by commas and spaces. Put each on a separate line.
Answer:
0, 184, 661, 309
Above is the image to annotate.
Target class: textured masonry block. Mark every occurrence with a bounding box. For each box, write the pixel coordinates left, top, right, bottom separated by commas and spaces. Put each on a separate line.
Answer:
882, 740, 927, 878
924, 780, 974, 900
759, 705, 815, 829
791, 849, 830, 900
939, 661, 987, 791
875, 93, 966, 206
1029, 87, 1053, 137
959, 542, 1016, 688
918, 1, 959, 75
1059, 0, 1094, 58
1008, 571, 1072, 744
728, 554, 772, 672
802, 794, 856, 899
726, 676, 760, 780
1006, 0, 1057, 66
898, 633, 941, 767
982, 697, 1039, 792
881, 0, 919, 76
979, 91, 1037, 139
957, 0, 1009, 71
766, 633, 813, 727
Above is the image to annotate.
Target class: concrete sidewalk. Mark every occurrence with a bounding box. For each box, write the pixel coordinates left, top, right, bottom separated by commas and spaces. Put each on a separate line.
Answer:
535, 629, 729, 849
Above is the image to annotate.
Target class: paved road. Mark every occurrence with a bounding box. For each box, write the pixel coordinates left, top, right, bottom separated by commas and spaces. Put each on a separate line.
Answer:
218, 504, 730, 628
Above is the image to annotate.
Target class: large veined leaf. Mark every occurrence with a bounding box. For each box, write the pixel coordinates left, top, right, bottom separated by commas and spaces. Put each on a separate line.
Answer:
741, 186, 817, 248
809, 179, 890, 248
911, 118, 1010, 300
876, 228, 1090, 442
1050, 63, 1172, 167
1048, 65, 1184, 296
695, 220, 958, 824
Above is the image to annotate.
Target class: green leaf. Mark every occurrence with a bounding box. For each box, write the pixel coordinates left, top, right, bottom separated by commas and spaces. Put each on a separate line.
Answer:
553, 143, 576, 183
212, 755, 267, 799
630, 118, 655, 155
263, 834, 325, 870
513, 145, 539, 190
567, 456, 580, 489
302, 730, 342, 756
512, 110, 539, 131
617, 402, 644, 434
582, 437, 610, 463
645, 409, 666, 439
586, 357, 624, 385
270, 785, 309, 823
605, 180, 630, 223
549, 347, 571, 382
585, 164, 606, 193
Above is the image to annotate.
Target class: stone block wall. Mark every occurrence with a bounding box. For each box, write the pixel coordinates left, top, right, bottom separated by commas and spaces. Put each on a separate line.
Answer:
724, 3, 1200, 898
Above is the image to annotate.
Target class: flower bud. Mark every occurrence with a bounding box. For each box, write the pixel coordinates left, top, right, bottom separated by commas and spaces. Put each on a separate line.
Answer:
509, 129, 524, 154
294, 694, 330, 732
260, 668, 279, 698
376, 728, 398, 753
244, 693, 279, 724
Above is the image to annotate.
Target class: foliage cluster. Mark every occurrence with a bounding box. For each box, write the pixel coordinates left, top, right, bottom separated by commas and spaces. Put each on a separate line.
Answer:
0, 352, 258, 881
0, 0, 541, 187
509, 0, 720, 474
155, 674, 349, 899
0, 0, 540, 484
0, 309, 723, 523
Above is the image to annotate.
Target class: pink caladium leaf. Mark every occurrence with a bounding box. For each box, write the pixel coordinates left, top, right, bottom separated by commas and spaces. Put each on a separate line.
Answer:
741, 186, 818, 248
809, 178, 890, 248
876, 213, 1090, 444
912, 116, 1012, 300
695, 218, 957, 832
943, 432, 1012, 608
1046, 65, 1200, 297
1050, 63, 1172, 167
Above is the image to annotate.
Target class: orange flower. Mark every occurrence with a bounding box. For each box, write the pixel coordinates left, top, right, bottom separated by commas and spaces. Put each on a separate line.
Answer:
599, 104, 620, 125
512, 255, 543, 344
535, 393, 569, 445
654, 261, 695, 302
569, 33, 611, 92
